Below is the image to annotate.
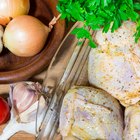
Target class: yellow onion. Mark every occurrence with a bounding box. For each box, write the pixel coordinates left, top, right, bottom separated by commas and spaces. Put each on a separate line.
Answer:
3, 15, 50, 57
0, 0, 30, 26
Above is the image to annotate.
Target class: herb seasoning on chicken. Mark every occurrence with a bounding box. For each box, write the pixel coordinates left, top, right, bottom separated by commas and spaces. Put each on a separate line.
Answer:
124, 103, 140, 140
59, 86, 123, 140
88, 21, 140, 106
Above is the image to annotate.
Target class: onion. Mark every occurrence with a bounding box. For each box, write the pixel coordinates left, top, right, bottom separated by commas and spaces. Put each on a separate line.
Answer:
3, 15, 50, 57
0, 0, 30, 26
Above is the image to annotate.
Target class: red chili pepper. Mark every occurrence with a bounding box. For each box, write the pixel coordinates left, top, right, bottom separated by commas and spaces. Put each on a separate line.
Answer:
0, 97, 10, 124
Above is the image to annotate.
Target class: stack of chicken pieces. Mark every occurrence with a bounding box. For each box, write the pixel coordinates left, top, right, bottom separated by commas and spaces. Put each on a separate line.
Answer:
59, 21, 140, 140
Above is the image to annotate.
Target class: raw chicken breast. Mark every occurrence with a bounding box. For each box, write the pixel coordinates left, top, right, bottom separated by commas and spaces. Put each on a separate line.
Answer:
124, 103, 140, 140
88, 21, 140, 106
59, 86, 123, 140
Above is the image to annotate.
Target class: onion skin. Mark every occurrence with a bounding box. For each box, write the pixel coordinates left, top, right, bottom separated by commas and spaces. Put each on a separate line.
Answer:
3, 15, 50, 57
0, 0, 30, 26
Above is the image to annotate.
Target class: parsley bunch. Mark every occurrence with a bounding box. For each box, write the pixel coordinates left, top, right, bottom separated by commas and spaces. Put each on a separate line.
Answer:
57, 0, 140, 48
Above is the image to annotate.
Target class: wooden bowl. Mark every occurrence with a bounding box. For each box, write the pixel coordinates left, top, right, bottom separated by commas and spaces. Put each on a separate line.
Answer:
0, 0, 65, 84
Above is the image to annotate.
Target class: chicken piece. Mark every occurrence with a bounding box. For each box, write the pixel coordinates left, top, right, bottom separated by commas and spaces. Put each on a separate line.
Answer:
59, 86, 123, 140
124, 103, 140, 140
88, 21, 140, 106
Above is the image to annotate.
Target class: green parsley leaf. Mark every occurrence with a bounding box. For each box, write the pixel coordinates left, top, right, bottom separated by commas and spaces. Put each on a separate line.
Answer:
134, 2, 140, 10
89, 40, 97, 48
57, 0, 140, 47
71, 27, 91, 39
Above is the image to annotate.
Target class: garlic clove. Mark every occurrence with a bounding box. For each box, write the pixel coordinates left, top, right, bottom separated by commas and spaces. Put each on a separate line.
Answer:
12, 82, 40, 113
19, 96, 46, 123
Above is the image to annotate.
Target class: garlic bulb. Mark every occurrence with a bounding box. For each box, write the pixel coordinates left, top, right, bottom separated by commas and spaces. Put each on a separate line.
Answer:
0, 81, 48, 140
12, 82, 40, 113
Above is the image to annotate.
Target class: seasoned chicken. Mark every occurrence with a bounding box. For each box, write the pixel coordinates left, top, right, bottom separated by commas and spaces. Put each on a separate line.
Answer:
124, 103, 140, 140
59, 86, 123, 140
88, 21, 140, 106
